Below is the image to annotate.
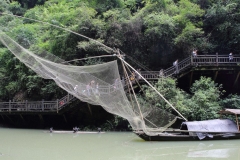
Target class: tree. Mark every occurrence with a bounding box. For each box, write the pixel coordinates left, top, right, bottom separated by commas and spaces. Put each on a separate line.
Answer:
8, 1, 26, 15
0, 0, 9, 12
221, 94, 240, 109
188, 76, 224, 120
141, 77, 191, 118
204, 0, 240, 53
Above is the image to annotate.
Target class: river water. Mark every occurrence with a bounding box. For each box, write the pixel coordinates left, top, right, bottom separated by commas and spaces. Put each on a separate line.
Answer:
0, 128, 240, 160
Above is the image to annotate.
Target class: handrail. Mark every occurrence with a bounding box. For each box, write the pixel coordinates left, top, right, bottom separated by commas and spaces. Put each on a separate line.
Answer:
1, 55, 239, 113
139, 55, 240, 79
0, 94, 76, 113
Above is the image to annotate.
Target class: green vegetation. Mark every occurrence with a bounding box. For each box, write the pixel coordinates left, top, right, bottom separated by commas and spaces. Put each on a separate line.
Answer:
142, 76, 240, 121
0, 0, 240, 129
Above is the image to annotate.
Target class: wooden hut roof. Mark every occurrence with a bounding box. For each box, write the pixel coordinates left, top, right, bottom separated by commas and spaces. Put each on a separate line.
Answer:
219, 109, 240, 115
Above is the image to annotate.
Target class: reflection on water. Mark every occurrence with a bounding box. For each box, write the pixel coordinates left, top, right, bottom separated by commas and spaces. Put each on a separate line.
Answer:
0, 128, 240, 160
187, 143, 238, 158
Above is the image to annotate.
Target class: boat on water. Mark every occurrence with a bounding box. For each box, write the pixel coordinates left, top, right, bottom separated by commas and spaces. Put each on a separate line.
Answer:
46, 131, 105, 134
1, 14, 240, 141
134, 109, 240, 141
47, 127, 104, 134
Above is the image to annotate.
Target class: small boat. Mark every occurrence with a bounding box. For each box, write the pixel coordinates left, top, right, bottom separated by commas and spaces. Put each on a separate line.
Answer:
46, 127, 104, 134
134, 109, 240, 141
45, 130, 105, 134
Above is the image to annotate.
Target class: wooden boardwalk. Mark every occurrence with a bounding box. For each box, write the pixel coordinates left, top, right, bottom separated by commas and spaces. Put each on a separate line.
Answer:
0, 94, 75, 114
0, 54, 239, 114
139, 54, 240, 80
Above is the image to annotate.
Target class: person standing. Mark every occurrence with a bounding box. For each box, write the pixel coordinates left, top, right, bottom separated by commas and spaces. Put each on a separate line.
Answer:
192, 49, 197, 58
173, 59, 179, 74
95, 83, 100, 96
229, 52, 233, 61
74, 85, 78, 92
86, 83, 91, 96
159, 69, 164, 77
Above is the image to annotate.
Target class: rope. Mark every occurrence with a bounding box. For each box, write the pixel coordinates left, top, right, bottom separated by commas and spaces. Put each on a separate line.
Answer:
118, 56, 188, 121
0, 12, 116, 54
61, 54, 117, 64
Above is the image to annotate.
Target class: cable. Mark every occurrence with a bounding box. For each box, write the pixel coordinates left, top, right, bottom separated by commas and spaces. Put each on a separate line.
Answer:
61, 54, 117, 64
0, 12, 116, 54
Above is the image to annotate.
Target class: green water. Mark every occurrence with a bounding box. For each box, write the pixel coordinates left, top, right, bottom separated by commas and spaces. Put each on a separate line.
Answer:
0, 128, 240, 160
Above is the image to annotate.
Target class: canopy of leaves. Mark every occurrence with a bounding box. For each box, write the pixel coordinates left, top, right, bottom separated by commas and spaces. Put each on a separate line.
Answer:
141, 76, 226, 121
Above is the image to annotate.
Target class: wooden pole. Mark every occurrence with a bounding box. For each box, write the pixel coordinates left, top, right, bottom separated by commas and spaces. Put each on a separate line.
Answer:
189, 71, 193, 88
56, 99, 59, 113
1, 115, 4, 121
234, 71, 240, 87
63, 114, 67, 123
236, 114, 239, 131
87, 103, 92, 116
19, 114, 25, 123
25, 100, 28, 111
214, 70, 218, 81
191, 55, 193, 65
6, 115, 14, 124
9, 100, 11, 113
41, 99, 44, 111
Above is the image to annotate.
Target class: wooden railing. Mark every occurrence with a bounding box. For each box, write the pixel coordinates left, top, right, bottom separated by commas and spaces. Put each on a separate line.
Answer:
1, 55, 239, 113
191, 55, 240, 65
139, 55, 240, 79
0, 94, 76, 113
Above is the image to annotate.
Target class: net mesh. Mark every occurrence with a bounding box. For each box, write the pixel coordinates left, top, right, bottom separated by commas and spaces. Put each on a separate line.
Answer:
0, 30, 180, 136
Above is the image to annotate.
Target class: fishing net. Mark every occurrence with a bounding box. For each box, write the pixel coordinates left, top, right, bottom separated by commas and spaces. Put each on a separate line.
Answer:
0, 29, 182, 136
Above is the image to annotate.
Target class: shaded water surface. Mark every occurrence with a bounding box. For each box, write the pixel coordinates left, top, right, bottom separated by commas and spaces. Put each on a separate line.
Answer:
0, 128, 240, 160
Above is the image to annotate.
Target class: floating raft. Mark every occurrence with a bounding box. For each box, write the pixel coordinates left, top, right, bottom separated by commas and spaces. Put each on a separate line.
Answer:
44, 131, 105, 134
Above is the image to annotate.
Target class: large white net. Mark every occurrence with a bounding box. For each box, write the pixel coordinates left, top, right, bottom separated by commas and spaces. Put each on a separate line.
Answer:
0, 29, 182, 135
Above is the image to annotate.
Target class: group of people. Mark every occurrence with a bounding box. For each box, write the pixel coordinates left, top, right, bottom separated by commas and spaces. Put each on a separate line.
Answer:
173, 49, 198, 74
74, 80, 99, 96
73, 77, 126, 97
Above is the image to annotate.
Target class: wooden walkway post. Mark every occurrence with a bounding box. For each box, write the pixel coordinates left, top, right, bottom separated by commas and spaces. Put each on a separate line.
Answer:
57, 99, 59, 113
9, 100, 11, 113
214, 71, 219, 81
41, 99, 44, 111
25, 100, 28, 111
189, 71, 193, 87
191, 55, 193, 65
234, 71, 240, 87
